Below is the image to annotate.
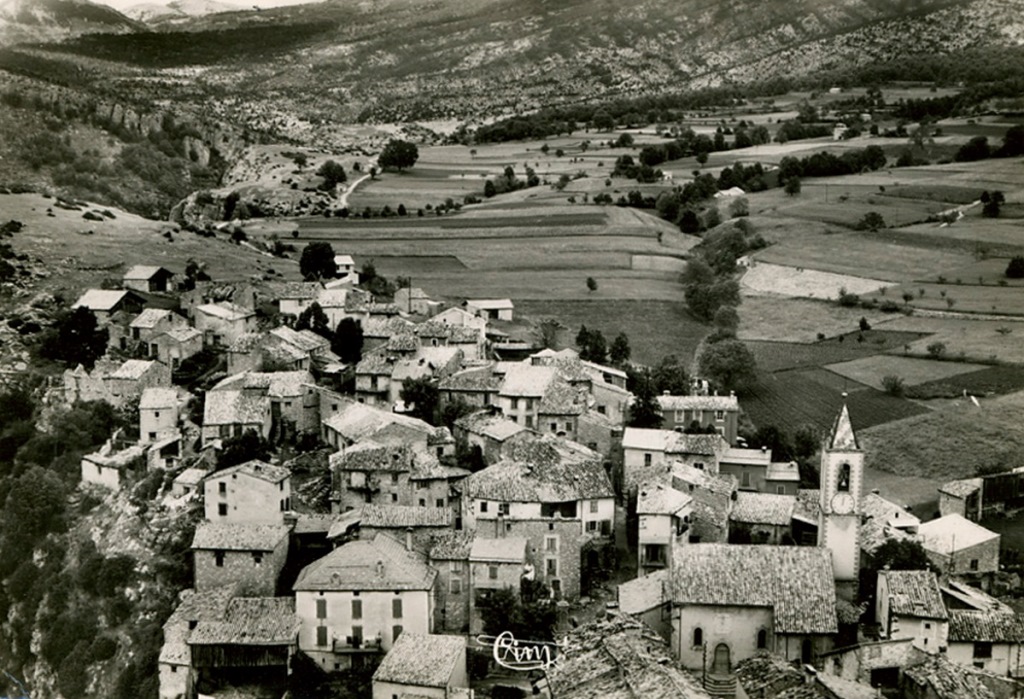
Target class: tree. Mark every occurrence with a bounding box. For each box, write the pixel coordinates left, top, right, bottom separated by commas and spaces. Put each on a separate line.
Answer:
586, 276, 598, 292
955, 136, 990, 162
401, 377, 439, 423
579, 328, 607, 364
627, 370, 662, 428
295, 302, 331, 339
483, 180, 497, 198
332, 318, 364, 364
859, 538, 934, 606
651, 355, 689, 395
217, 429, 271, 469
679, 209, 701, 234
3, 465, 66, 546
859, 317, 871, 332
784, 177, 801, 196
479, 586, 557, 643
299, 241, 337, 281
609, 332, 631, 364
440, 398, 475, 432
998, 124, 1024, 158
926, 341, 946, 359
983, 190, 1005, 218
316, 160, 347, 191
682, 259, 741, 322
882, 375, 905, 397
39, 306, 109, 369
729, 197, 749, 218
857, 212, 886, 231
697, 339, 758, 394
696, 152, 708, 167
592, 110, 615, 131
713, 306, 740, 336
1006, 256, 1024, 279
379, 139, 419, 171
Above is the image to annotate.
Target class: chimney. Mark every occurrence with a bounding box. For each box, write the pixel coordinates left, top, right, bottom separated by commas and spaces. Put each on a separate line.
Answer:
662, 391, 670, 396
761, 446, 767, 453
405, 527, 413, 552
282, 511, 299, 529
872, 488, 881, 495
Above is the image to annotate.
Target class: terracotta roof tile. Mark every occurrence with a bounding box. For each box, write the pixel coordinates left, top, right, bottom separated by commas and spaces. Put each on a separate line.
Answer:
372, 633, 465, 688
730, 492, 795, 526
293, 533, 437, 591
191, 522, 289, 551
188, 597, 299, 646
361, 504, 453, 529
428, 530, 476, 560
881, 569, 947, 620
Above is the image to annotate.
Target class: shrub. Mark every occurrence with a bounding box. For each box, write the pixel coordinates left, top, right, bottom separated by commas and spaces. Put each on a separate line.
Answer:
926, 341, 947, 359
837, 287, 860, 308
882, 375, 905, 397
880, 299, 901, 313
1006, 256, 1024, 279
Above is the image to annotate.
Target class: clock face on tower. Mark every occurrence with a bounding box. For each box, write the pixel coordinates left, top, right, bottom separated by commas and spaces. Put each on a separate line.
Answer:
831, 492, 855, 515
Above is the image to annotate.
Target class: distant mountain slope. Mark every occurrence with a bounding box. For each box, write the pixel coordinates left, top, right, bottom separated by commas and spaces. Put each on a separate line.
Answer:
0, 0, 141, 42
125, 0, 241, 24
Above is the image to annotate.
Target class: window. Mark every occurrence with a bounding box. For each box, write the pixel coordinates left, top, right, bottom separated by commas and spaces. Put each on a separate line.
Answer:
480, 501, 489, 513
351, 626, 363, 644
741, 471, 751, 488
252, 552, 263, 566
550, 423, 557, 432
644, 453, 652, 467
693, 628, 703, 648
837, 462, 851, 492
970, 559, 979, 571
546, 558, 558, 577
392, 598, 403, 619
597, 405, 606, 415
975, 642, 993, 659
332, 403, 339, 411
316, 626, 328, 647
525, 416, 533, 428
392, 493, 398, 502
545, 536, 558, 553
757, 629, 767, 649
352, 600, 362, 620
316, 599, 327, 619
694, 462, 704, 470
450, 560, 462, 574
590, 500, 599, 513
587, 521, 597, 532
925, 623, 931, 630
392, 625, 403, 642
489, 565, 498, 580
715, 410, 725, 421
436, 498, 445, 507
499, 503, 510, 516
214, 551, 225, 567
219, 482, 227, 494
148, 432, 157, 441
419, 499, 426, 507
450, 578, 462, 594
391, 473, 399, 484
776, 485, 786, 495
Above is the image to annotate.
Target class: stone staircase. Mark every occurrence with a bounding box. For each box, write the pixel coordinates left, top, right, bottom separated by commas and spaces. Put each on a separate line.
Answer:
704, 673, 737, 698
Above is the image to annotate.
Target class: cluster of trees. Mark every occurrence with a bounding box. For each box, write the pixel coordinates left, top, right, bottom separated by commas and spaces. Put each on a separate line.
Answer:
574, 326, 631, 365
37, 306, 109, 369
611, 154, 663, 183
378, 139, 419, 171
293, 302, 365, 365
625, 355, 691, 428
774, 120, 831, 143
483, 165, 540, 197
779, 145, 887, 182
316, 160, 347, 191
955, 126, 1024, 163
981, 190, 1006, 218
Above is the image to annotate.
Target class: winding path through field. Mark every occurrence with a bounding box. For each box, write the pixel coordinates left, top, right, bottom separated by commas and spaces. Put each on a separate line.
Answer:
337, 172, 373, 209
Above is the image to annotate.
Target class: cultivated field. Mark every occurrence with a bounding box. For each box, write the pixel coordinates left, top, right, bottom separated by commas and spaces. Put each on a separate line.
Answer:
825, 355, 987, 391
906, 365, 1024, 399
746, 330, 927, 373
873, 315, 1024, 365
737, 297, 892, 343
740, 261, 890, 299
861, 389, 1024, 481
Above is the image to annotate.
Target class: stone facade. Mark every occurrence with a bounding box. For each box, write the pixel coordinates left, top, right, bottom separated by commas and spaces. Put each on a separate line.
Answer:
193, 536, 288, 596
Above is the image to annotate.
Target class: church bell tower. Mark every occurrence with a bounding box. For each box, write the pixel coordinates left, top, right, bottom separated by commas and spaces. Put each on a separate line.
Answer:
818, 398, 862, 600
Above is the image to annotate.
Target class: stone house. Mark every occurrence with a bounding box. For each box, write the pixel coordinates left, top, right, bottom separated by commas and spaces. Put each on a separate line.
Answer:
194, 302, 258, 347
465, 299, 513, 321
139, 386, 181, 443
947, 608, 1024, 677
80, 443, 146, 490
319, 398, 449, 453
433, 306, 487, 332
395, 287, 439, 317
654, 544, 836, 671
428, 530, 476, 634
371, 632, 469, 699
671, 463, 738, 544
123, 264, 175, 293
454, 410, 533, 466
497, 363, 558, 429
191, 522, 290, 596
179, 282, 259, 323
876, 569, 949, 652
73, 288, 146, 325
202, 371, 316, 445
106, 359, 173, 407
728, 492, 796, 545
354, 354, 395, 406
203, 460, 291, 524
439, 366, 502, 408
389, 347, 464, 406
919, 514, 1000, 590
153, 326, 203, 369
621, 428, 727, 496
159, 586, 235, 699
125, 308, 189, 357
461, 436, 615, 599
360, 316, 415, 353
317, 288, 353, 330
938, 479, 983, 522
467, 536, 530, 634
637, 481, 692, 574
657, 393, 740, 444
292, 533, 437, 671
172, 467, 209, 497
356, 504, 454, 553
333, 254, 357, 280
270, 281, 323, 322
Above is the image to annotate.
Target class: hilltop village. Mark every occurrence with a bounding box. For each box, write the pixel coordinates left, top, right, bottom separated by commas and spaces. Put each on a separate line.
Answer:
25, 255, 1019, 699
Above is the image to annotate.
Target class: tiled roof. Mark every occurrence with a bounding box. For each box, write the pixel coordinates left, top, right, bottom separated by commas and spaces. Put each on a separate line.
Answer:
74, 288, 132, 311
735, 652, 804, 699
637, 482, 691, 516
387, 333, 421, 353
322, 400, 434, 443
197, 301, 255, 321
467, 299, 514, 310
409, 451, 469, 481
111, 359, 158, 380
448, 326, 481, 344
622, 428, 670, 451
730, 492, 795, 526
174, 467, 208, 487
721, 447, 771, 467
392, 357, 433, 382
293, 513, 337, 535
499, 364, 558, 397
267, 281, 323, 300
362, 316, 414, 338
270, 326, 330, 352
903, 655, 996, 699
368, 302, 401, 315
469, 536, 527, 563
162, 326, 202, 342
331, 442, 413, 472
415, 321, 450, 339
814, 671, 878, 699
766, 461, 801, 482
828, 403, 859, 450
428, 530, 475, 560
670, 544, 838, 634
124, 264, 172, 280
949, 611, 1024, 643
207, 460, 289, 484
317, 288, 350, 308
547, 614, 711, 699
920, 514, 999, 554
293, 533, 437, 591
657, 394, 739, 412
228, 332, 266, 353
454, 413, 528, 440
203, 389, 267, 426
793, 489, 822, 524
464, 437, 612, 502
538, 380, 588, 416
881, 570, 947, 619
941, 580, 1012, 613
372, 632, 465, 688
160, 587, 235, 664
671, 463, 737, 499
939, 478, 982, 499
130, 308, 172, 329
188, 597, 299, 646
440, 367, 501, 393
618, 568, 670, 614
361, 504, 452, 529
191, 522, 289, 551
139, 387, 179, 409
356, 353, 395, 375
667, 433, 725, 456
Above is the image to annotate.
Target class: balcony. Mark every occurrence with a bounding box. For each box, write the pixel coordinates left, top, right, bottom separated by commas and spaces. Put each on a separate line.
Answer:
333, 635, 383, 653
